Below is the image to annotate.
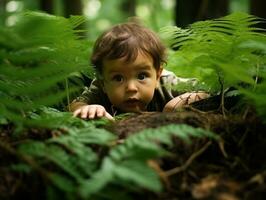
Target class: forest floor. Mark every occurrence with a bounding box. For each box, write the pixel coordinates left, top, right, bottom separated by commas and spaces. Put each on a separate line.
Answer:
1, 106, 266, 200
108, 109, 266, 200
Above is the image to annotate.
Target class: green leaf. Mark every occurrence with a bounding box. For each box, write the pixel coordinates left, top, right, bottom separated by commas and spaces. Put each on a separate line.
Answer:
114, 160, 162, 192
79, 158, 115, 198
110, 124, 217, 161
49, 172, 75, 192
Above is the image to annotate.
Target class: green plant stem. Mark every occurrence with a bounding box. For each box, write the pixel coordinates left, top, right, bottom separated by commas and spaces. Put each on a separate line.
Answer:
242, 63, 260, 119
217, 71, 226, 117
65, 78, 70, 111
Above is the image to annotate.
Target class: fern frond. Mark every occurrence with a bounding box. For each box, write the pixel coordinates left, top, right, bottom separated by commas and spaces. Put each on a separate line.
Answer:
161, 12, 266, 118
79, 124, 217, 198
48, 172, 76, 192
14, 11, 76, 44
161, 12, 266, 92
19, 142, 86, 180
15, 109, 116, 192
0, 11, 93, 123
69, 15, 86, 33
110, 124, 216, 161
26, 107, 93, 128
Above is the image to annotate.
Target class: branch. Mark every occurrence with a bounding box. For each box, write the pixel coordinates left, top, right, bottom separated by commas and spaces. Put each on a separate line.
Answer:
165, 141, 212, 177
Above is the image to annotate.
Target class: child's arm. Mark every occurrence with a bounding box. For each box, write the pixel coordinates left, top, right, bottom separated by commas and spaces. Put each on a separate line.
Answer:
70, 102, 114, 120
163, 91, 210, 112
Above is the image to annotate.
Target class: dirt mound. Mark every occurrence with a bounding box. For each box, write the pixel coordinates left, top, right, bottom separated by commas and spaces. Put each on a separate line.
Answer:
108, 110, 266, 199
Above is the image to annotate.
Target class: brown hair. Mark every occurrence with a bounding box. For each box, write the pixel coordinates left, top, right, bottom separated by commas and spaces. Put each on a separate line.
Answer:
91, 22, 166, 74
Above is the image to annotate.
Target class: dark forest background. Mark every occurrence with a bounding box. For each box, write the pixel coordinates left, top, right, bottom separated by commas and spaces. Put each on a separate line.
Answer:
1, 0, 265, 40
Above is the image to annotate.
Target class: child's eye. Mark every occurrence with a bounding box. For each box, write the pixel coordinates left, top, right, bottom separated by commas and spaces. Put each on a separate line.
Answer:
137, 73, 148, 80
112, 75, 123, 82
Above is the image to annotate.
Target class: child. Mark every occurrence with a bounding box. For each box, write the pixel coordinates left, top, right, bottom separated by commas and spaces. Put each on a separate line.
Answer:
70, 22, 208, 120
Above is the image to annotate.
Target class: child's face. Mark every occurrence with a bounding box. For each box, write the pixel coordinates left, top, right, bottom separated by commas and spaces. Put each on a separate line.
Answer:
102, 52, 162, 113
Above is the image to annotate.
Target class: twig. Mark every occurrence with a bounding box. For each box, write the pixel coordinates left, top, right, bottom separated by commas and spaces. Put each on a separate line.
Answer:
165, 141, 212, 177
184, 105, 211, 115
238, 128, 249, 147
218, 139, 228, 158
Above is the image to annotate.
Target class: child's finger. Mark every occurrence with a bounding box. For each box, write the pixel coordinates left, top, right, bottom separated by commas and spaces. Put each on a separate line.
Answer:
73, 109, 81, 117
96, 107, 105, 118
88, 106, 97, 119
104, 112, 114, 121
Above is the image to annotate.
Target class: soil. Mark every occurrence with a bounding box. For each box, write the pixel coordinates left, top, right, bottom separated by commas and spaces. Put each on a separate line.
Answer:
1, 107, 266, 200
107, 108, 266, 200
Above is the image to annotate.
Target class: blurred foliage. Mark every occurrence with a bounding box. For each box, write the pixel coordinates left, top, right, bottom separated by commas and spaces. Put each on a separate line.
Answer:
0, 11, 93, 123
230, 0, 249, 13
1, 0, 176, 40
160, 12, 266, 119
1, 0, 253, 38
82, 0, 176, 40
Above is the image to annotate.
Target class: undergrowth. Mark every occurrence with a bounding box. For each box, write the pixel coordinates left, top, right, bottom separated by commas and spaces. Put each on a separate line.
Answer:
161, 12, 266, 118
1, 107, 217, 199
0, 11, 266, 199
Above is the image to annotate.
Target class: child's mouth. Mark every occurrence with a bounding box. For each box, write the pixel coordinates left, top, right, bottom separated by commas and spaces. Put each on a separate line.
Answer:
122, 99, 147, 112
123, 99, 145, 109
124, 99, 140, 106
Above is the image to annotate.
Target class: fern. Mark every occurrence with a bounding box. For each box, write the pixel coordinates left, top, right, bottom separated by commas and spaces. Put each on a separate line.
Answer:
12, 108, 117, 195
79, 124, 217, 198
161, 12, 266, 89
160, 12, 266, 118
10, 113, 216, 199
0, 11, 93, 124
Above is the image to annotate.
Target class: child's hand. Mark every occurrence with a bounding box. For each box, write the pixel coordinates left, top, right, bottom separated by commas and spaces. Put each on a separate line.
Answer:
163, 92, 210, 112
73, 104, 114, 120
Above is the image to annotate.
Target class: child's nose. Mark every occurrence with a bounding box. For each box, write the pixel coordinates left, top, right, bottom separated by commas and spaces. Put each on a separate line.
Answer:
126, 80, 138, 92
